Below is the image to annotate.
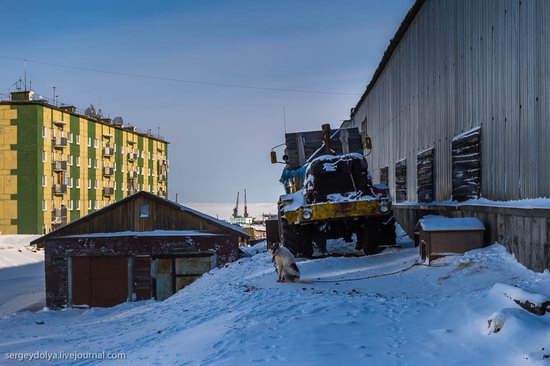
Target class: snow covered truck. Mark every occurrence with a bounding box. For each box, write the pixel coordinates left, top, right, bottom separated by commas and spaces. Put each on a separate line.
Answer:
269, 124, 396, 257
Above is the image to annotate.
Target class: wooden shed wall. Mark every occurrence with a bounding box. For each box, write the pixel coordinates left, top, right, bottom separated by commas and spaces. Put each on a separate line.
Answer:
49, 196, 231, 236
352, 0, 550, 201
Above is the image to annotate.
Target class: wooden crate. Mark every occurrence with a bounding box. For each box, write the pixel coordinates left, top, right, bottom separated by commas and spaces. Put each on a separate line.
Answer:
418, 217, 485, 265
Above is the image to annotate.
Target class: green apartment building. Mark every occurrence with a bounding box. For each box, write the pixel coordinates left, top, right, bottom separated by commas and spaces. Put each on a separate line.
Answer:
0, 91, 169, 234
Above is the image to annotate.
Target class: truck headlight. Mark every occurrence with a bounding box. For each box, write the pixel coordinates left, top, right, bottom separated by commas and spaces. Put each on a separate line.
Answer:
379, 202, 389, 213
302, 209, 312, 220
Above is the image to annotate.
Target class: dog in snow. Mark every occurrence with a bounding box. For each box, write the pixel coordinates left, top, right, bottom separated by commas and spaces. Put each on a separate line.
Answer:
271, 245, 301, 283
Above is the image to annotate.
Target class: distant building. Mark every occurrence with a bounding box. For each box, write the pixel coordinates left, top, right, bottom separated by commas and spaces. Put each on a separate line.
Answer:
0, 91, 169, 235
32, 191, 249, 308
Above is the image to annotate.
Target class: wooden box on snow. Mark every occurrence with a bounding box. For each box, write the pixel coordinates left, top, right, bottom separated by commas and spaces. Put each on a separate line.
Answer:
418, 217, 485, 264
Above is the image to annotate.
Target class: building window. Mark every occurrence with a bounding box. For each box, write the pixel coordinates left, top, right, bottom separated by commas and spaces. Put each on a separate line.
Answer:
76, 201, 80, 211
140, 204, 149, 218
42, 127, 47, 138
417, 148, 434, 203
452, 127, 481, 201
94, 139, 98, 148
42, 176, 46, 187
76, 134, 80, 145
42, 151, 46, 163
76, 156, 80, 167
76, 178, 80, 188
69, 200, 73, 211
395, 159, 407, 202
88, 158, 91, 168
42, 200, 47, 211
94, 159, 98, 169
68, 155, 73, 166
88, 137, 91, 147
68, 133, 73, 143
88, 200, 92, 210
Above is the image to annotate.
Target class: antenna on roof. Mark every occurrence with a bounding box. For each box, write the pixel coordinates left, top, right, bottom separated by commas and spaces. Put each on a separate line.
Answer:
244, 189, 249, 218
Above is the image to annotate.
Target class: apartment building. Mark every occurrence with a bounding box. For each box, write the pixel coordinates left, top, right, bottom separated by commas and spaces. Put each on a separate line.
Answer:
0, 90, 169, 234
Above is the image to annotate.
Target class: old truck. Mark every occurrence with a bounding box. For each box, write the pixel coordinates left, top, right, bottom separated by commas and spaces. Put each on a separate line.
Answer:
269, 124, 396, 257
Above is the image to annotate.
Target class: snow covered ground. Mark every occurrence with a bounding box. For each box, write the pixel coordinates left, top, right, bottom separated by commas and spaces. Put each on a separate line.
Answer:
1, 232, 549, 365
0, 235, 44, 316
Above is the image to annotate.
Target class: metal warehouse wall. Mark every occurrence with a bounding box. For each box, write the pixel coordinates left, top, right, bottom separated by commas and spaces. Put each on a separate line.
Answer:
352, 0, 550, 201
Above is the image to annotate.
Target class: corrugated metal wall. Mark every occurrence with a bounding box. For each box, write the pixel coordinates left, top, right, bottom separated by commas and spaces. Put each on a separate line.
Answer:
352, 0, 550, 201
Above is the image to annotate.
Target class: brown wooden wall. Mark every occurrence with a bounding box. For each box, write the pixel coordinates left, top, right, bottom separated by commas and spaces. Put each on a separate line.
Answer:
47, 195, 233, 237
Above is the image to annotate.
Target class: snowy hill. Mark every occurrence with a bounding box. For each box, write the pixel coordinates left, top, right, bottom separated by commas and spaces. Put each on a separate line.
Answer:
0, 240, 549, 365
0, 235, 43, 316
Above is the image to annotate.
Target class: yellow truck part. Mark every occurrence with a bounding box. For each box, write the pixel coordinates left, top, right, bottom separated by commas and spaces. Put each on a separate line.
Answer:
284, 199, 390, 225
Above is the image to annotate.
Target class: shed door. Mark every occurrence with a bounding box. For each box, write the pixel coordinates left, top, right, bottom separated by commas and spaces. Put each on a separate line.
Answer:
72, 256, 128, 308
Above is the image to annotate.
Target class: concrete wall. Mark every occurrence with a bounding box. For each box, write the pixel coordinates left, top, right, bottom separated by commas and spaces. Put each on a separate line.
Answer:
395, 205, 550, 272
352, 0, 550, 202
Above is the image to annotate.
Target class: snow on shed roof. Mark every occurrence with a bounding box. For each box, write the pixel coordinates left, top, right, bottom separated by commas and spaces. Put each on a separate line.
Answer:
419, 217, 485, 232
60, 230, 222, 239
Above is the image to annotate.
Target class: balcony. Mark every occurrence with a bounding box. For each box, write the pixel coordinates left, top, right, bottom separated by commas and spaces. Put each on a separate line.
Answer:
103, 187, 114, 196
127, 152, 138, 162
54, 184, 67, 195
103, 146, 114, 157
53, 119, 66, 126
158, 173, 167, 182
53, 160, 67, 172
128, 171, 138, 180
52, 207, 67, 228
53, 137, 68, 149
128, 186, 138, 195
158, 189, 166, 197
103, 167, 114, 176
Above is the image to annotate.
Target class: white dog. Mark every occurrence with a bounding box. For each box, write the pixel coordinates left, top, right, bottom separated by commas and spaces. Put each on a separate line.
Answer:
271, 245, 301, 283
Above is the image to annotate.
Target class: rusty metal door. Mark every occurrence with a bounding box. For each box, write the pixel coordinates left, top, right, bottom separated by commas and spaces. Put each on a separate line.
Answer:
72, 256, 128, 308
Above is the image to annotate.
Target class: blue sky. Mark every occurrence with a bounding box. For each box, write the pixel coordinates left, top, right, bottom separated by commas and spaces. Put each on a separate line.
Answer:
0, 0, 414, 205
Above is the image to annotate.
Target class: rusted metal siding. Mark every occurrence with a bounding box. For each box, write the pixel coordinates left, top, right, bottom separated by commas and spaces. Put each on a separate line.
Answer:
352, 0, 550, 201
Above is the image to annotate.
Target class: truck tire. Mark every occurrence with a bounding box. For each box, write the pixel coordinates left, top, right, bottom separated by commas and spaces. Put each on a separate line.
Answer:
381, 215, 397, 246
357, 221, 380, 255
280, 218, 313, 258
358, 215, 397, 255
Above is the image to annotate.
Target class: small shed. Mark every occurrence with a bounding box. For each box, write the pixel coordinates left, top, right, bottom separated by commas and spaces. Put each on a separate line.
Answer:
418, 217, 485, 264
32, 192, 249, 308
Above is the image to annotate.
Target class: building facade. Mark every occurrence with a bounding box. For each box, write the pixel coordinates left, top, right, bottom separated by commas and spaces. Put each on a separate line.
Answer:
351, 0, 550, 203
0, 91, 169, 235
349, 0, 550, 272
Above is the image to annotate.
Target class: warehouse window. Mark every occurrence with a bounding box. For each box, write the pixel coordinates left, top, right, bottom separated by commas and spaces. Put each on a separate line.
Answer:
140, 204, 149, 218
417, 148, 434, 203
395, 159, 407, 202
380, 167, 388, 186
452, 127, 481, 201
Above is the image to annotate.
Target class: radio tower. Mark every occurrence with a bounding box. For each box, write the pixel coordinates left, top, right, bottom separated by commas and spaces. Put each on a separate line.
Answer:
244, 189, 249, 218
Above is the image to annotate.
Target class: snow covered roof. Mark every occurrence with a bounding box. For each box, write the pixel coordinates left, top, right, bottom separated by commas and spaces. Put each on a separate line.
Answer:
31, 191, 249, 245
60, 230, 221, 239
419, 217, 485, 232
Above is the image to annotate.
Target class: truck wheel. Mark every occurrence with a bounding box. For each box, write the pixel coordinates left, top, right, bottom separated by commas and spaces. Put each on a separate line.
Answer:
357, 221, 380, 255
358, 215, 397, 255
280, 218, 313, 258
381, 214, 397, 246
